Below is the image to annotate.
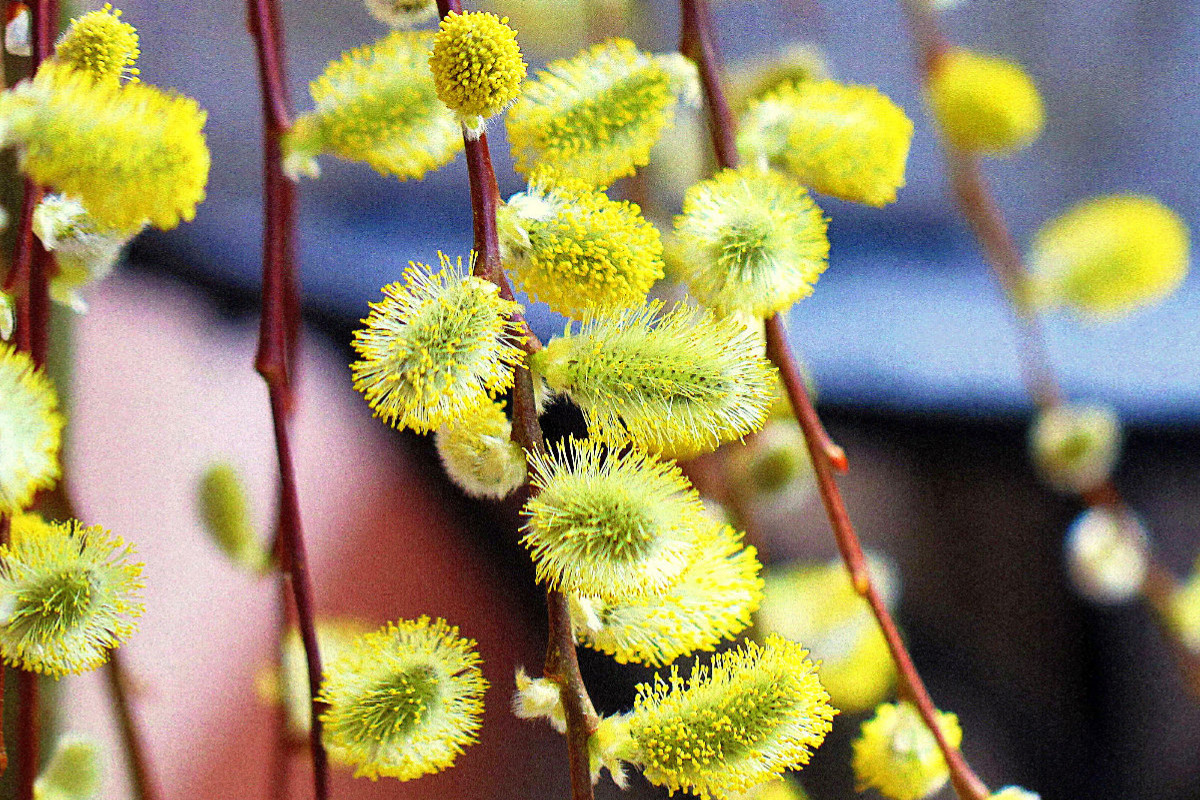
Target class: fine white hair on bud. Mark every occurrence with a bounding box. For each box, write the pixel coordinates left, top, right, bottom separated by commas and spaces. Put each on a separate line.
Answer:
512, 666, 566, 732
531, 301, 776, 459
1064, 507, 1149, 605
435, 399, 528, 500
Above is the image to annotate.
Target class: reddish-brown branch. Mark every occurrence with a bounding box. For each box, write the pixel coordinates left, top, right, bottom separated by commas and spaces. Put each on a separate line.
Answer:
246, 1, 329, 798
434, 3, 597, 797
15, 670, 37, 800
681, 2, 989, 797
898, 0, 1200, 698
106, 652, 158, 800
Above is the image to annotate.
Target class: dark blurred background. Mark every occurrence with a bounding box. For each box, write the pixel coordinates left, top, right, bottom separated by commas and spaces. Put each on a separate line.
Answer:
69, 0, 1200, 798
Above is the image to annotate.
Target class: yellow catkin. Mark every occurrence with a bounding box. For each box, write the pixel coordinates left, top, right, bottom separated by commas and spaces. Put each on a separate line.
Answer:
53, 4, 139, 84
0, 343, 64, 513
852, 701, 963, 800
429, 11, 525, 132
1028, 194, 1190, 317
927, 48, 1043, 155
739, 79, 913, 207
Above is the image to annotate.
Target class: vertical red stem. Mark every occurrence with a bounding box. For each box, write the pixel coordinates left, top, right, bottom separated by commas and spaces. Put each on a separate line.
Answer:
680, 1, 990, 797
106, 652, 158, 800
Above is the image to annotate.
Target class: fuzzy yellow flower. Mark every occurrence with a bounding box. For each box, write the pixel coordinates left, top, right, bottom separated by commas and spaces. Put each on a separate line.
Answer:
927, 48, 1043, 155
0, 62, 208, 233
429, 11, 525, 135
507, 38, 698, 186
350, 254, 526, 434
286, 32, 462, 181
33, 735, 102, 800
434, 399, 527, 499
522, 437, 709, 601
197, 462, 270, 573
1028, 194, 1189, 318
626, 634, 836, 800
0, 516, 144, 677
0, 343, 64, 513
852, 701, 962, 800
53, 4, 139, 84
319, 616, 487, 780
33, 194, 137, 314
532, 301, 776, 458
674, 167, 829, 317
364, 0, 437, 28
739, 80, 912, 207
570, 522, 763, 666
498, 179, 664, 318
1027, 402, 1122, 494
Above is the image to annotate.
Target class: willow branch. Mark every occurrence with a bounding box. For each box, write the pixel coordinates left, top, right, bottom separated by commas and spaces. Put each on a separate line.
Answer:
897, 0, 1200, 697
105, 652, 158, 800
246, 2, 329, 798
680, 2, 989, 798
433, 4, 597, 797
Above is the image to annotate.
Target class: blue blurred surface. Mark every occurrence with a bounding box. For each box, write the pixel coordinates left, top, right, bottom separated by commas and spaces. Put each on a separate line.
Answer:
125, 0, 1200, 422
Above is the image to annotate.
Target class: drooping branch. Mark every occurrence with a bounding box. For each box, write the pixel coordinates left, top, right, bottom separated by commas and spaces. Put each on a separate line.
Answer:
679, 2, 990, 798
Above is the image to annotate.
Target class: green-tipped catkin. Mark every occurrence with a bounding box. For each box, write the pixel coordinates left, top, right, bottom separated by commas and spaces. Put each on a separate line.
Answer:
1167, 571, 1200, 653
53, 4, 139, 85
729, 419, 815, 499
570, 522, 763, 666
434, 399, 527, 499
738, 79, 913, 207
350, 254, 526, 434
757, 556, 896, 714
673, 167, 829, 317
927, 48, 1043, 155
0, 515, 144, 676
498, 179, 664, 318
285, 31, 461, 180
197, 462, 269, 572
1027, 194, 1190, 317
429, 11, 525, 135
506, 38, 699, 187
852, 701, 962, 800
1027, 402, 1122, 494
1064, 507, 1148, 605
531, 302, 776, 458
626, 634, 836, 800
0, 343, 64, 513
365, 0, 437, 28
522, 437, 710, 601
33, 734, 102, 800
319, 616, 487, 780
33, 194, 137, 313
726, 43, 831, 112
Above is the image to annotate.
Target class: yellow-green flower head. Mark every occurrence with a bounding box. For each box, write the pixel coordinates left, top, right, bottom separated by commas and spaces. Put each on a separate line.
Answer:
429, 11, 525, 136
1028, 194, 1190, 318
726, 43, 831, 113
746, 778, 813, 800
365, 0, 437, 29
197, 462, 270, 573
592, 712, 634, 788
506, 38, 700, 187
257, 618, 371, 737
738, 80, 913, 207
285, 31, 462, 181
728, 419, 816, 500
33, 194, 137, 314
319, 616, 487, 781
756, 556, 896, 714
570, 522, 763, 666
434, 399, 527, 499
33, 734, 102, 800
1027, 402, 1122, 494
1168, 570, 1200, 653
522, 437, 708, 601
0, 62, 209, 233
498, 179, 665, 319
531, 301, 777, 458
0, 343, 63, 513
512, 665, 566, 732
674, 167, 830, 317
0, 516, 144, 677
927, 48, 1043, 155
1064, 507, 1148, 605
852, 701, 962, 800
989, 788, 1040, 800
53, 4, 139, 85
350, 254, 526, 434
626, 634, 836, 800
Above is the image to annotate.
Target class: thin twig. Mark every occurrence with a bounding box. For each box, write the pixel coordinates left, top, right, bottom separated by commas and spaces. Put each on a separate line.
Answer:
897, 0, 1200, 698
245, 1, 330, 798
105, 652, 158, 800
433, 4, 599, 798
680, 2, 989, 798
